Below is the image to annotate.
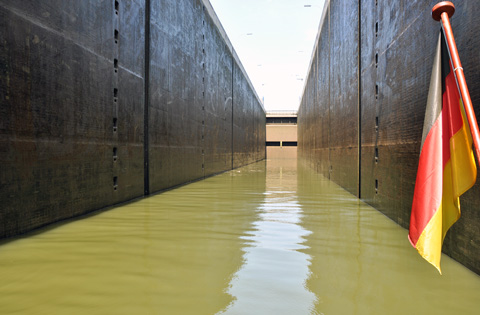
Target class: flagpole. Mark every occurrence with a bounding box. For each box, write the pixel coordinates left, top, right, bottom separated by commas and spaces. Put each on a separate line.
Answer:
432, 1, 480, 163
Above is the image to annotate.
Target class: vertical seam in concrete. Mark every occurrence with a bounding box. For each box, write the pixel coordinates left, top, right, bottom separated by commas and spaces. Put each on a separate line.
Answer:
202, 7, 206, 178
314, 45, 317, 171
144, 0, 150, 195
358, 0, 362, 198
328, 6, 331, 180
231, 56, 234, 169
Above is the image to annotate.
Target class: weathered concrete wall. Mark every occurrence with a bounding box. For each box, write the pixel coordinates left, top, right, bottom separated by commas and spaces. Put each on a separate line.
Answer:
298, 0, 480, 274
298, 1, 360, 195
0, 0, 265, 238
0, 0, 145, 237
148, 0, 265, 191
232, 61, 266, 168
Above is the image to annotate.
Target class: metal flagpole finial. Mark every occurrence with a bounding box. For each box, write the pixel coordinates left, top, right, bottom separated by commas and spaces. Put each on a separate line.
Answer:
432, 1, 455, 21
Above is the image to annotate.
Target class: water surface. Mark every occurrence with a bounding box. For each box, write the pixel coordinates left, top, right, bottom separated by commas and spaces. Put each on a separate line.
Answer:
1, 159, 479, 314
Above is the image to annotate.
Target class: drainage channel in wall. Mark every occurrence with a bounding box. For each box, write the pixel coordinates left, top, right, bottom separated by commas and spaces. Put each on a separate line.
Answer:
113, 0, 120, 192
374, 0, 379, 196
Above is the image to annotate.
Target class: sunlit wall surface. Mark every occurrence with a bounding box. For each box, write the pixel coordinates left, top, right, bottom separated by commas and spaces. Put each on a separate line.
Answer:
298, 0, 480, 274
0, 0, 265, 238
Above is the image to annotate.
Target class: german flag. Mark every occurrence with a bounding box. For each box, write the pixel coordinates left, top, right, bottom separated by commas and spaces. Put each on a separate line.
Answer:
408, 31, 476, 274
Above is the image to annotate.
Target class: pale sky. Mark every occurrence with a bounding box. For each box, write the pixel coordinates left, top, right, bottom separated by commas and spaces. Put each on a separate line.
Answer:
209, 0, 325, 112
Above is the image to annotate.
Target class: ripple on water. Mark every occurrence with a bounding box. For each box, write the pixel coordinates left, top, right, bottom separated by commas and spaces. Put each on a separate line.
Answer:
0, 160, 480, 315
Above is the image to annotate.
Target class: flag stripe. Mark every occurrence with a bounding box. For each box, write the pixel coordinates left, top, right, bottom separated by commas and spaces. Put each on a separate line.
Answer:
449, 99, 476, 198
408, 34, 444, 246
408, 114, 443, 246
416, 201, 443, 273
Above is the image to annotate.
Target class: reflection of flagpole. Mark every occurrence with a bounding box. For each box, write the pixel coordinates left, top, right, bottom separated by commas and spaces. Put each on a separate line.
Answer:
433, 2, 480, 162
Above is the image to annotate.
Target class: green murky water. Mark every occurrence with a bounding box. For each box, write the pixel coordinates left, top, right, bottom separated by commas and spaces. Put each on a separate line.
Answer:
1, 159, 480, 314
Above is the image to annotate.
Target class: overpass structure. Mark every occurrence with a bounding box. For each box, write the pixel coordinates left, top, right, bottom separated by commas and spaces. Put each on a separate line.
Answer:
266, 110, 297, 160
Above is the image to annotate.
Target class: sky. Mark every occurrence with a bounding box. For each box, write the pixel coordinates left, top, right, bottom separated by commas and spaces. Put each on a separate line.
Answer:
209, 0, 325, 112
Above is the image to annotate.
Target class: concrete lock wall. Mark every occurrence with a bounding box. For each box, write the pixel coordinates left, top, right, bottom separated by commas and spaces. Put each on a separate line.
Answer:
0, 0, 265, 239
298, 0, 480, 274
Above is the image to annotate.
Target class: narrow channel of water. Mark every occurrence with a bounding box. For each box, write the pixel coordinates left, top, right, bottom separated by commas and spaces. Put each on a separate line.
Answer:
1, 159, 479, 314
